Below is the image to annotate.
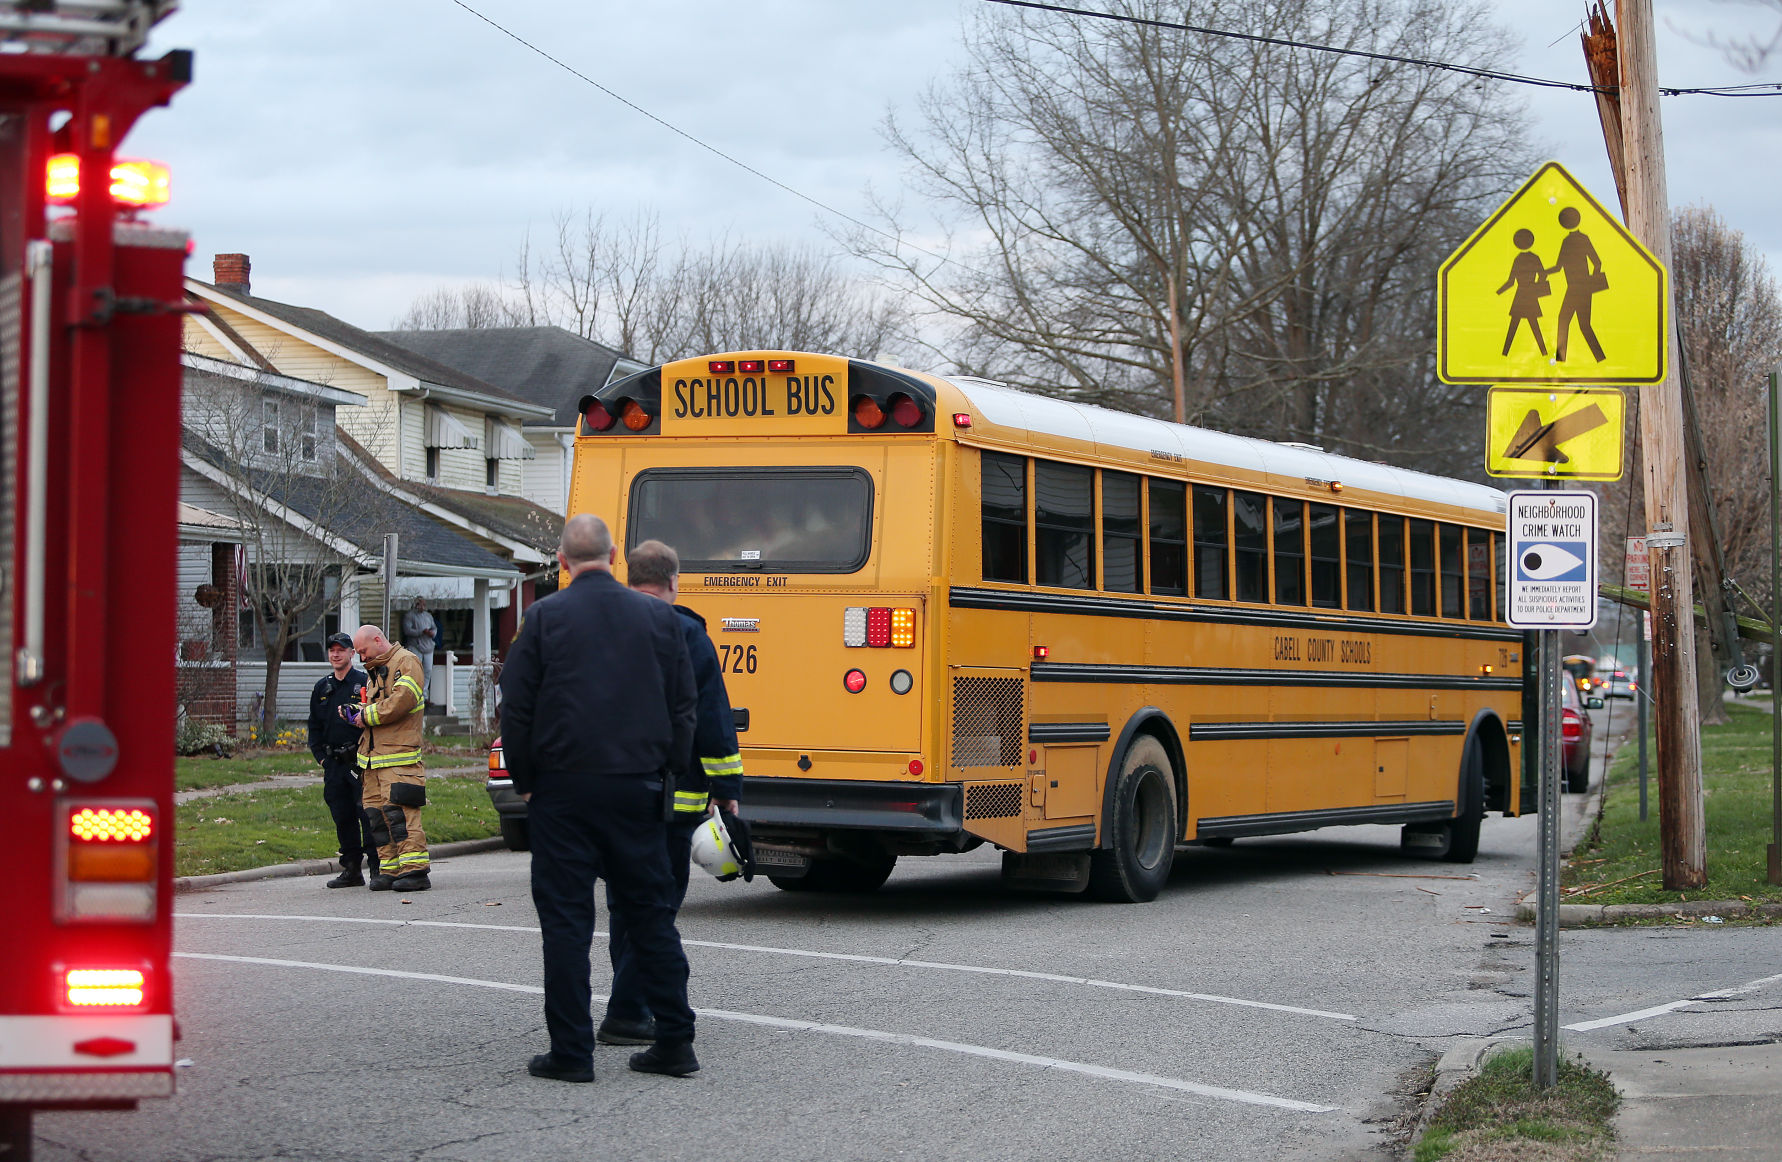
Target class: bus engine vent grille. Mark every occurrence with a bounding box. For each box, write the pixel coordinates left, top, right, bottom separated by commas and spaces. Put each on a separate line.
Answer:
964, 782, 1025, 820
951, 676, 1024, 768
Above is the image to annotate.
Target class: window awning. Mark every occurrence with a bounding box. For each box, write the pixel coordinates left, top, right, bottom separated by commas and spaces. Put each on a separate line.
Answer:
425, 405, 480, 450
485, 417, 536, 460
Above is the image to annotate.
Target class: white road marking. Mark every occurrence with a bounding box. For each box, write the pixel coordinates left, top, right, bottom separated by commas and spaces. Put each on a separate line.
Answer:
175, 912, 1355, 1021
173, 952, 1336, 1113
1564, 971, 1782, 1032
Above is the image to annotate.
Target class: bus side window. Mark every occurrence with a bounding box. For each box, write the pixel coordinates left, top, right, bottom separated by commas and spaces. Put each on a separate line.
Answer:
1493, 531, 1506, 621
1147, 478, 1187, 596
1035, 460, 1094, 590
1379, 514, 1406, 614
981, 450, 1028, 583
1102, 471, 1141, 593
1439, 524, 1464, 619
1409, 519, 1436, 616
1466, 529, 1491, 619
1274, 498, 1306, 606
1193, 485, 1227, 599
1309, 503, 1340, 609
1344, 509, 1374, 612
1234, 490, 1268, 603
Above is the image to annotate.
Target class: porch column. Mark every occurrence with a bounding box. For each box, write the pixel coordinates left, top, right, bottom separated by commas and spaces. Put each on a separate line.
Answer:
338, 571, 360, 634
473, 578, 491, 663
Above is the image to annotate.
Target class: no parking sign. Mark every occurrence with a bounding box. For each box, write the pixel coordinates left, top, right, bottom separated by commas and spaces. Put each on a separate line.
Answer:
1506, 490, 1598, 629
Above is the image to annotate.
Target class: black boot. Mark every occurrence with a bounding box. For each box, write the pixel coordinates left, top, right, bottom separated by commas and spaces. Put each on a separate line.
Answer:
628, 1041, 699, 1077
326, 857, 365, 889
391, 870, 431, 892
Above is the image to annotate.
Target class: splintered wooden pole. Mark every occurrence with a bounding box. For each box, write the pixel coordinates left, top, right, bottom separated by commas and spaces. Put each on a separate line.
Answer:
1617, 0, 1706, 889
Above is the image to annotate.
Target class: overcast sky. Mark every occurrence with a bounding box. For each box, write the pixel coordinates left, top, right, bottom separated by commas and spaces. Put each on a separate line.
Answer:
126, 1, 1782, 339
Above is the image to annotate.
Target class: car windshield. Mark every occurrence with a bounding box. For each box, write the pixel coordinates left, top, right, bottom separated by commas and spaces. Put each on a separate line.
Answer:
627, 467, 873, 573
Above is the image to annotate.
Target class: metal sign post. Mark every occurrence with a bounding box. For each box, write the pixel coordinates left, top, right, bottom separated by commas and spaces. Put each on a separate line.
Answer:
1769, 369, 1781, 885
1506, 488, 1600, 1089
1627, 536, 1651, 821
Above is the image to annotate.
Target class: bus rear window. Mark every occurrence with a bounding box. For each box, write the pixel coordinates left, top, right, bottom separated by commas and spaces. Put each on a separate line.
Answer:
627, 467, 872, 572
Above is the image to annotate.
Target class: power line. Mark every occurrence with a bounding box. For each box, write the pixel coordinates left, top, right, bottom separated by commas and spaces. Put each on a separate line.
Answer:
447, 1, 954, 266
984, 0, 1782, 97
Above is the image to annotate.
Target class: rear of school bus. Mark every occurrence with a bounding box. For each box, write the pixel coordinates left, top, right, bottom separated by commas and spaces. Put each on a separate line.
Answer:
571, 351, 965, 891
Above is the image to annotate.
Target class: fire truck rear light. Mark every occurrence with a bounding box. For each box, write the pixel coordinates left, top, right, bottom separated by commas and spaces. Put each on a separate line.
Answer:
852, 395, 886, 429
620, 400, 652, 431
865, 607, 892, 648
737, 359, 764, 373
74, 1036, 138, 1058
767, 359, 795, 373
708, 360, 736, 374
69, 842, 156, 882
842, 607, 868, 647
890, 608, 916, 647
66, 883, 156, 922
889, 394, 925, 428
65, 969, 145, 1008
45, 154, 171, 208
70, 807, 153, 842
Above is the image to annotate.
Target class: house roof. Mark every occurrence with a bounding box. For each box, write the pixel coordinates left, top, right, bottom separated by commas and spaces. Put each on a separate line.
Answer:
376, 325, 639, 427
182, 433, 520, 578
335, 427, 562, 559
187, 280, 552, 420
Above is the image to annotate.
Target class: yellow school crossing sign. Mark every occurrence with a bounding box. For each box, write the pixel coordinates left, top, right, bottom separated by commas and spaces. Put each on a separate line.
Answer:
1485, 386, 1625, 481
1439, 162, 1667, 384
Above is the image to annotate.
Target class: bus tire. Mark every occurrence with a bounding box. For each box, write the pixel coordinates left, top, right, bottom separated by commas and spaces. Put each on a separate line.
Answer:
499, 817, 531, 853
774, 853, 896, 894
1087, 736, 1177, 903
1441, 733, 1486, 864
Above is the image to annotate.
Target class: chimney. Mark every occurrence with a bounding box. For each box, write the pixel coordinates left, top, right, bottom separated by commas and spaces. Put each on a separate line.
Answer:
213, 253, 250, 295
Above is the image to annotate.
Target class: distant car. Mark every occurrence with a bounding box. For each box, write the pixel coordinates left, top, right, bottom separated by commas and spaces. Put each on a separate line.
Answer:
485, 736, 529, 851
1561, 678, 1601, 792
1600, 669, 1637, 700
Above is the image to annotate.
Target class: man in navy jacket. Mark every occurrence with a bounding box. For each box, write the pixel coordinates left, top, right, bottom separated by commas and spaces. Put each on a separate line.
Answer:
499, 514, 698, 1083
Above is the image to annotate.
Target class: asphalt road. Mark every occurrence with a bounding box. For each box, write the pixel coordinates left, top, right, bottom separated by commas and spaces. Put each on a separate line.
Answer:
34, 709, 1782, 1161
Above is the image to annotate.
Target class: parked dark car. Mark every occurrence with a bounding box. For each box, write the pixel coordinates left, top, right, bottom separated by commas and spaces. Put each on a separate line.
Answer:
1561, 678, 1602, 792
485, 736, 528, 851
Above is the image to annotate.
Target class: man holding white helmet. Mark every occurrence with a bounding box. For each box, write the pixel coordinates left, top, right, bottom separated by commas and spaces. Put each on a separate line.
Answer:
598, 538, 746, 1049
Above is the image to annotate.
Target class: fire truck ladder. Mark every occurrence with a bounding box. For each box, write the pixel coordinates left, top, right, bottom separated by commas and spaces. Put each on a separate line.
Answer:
0, 0, 177, 57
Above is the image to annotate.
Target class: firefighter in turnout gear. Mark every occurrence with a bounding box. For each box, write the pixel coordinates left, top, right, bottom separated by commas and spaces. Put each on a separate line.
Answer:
346, 624, 431, 891
598, 539, 744, 1047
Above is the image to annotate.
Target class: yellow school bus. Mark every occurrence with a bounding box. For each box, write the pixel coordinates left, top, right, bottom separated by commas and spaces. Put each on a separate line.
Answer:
572, 350, 1526, 902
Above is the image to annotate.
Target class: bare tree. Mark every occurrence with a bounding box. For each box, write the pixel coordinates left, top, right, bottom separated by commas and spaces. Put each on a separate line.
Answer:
396, 211, 909, 365
1674, 1, 1782, 71
848, 0, 1534, 472
184, 367, 364, 738
390, 283, 521, 330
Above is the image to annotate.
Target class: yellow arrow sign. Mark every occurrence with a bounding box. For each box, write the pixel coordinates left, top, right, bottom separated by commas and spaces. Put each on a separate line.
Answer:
1439, 162, 1667, 385
1486, 386, 1625, 480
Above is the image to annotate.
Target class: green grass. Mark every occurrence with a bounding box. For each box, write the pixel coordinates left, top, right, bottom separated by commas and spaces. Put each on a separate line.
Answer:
175, 774, 498, 877
1564, 702, 1782, 908
1415, 1046, 1618, 1162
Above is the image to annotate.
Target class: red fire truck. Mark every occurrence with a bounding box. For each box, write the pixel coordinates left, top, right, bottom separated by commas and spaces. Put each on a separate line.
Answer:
1, 3, 191, 1155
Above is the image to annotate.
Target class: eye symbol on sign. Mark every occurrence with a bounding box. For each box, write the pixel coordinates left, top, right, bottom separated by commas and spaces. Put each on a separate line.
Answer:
1520, 543, 1586, 580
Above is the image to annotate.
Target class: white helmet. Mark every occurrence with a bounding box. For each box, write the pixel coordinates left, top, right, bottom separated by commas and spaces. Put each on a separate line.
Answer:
690, 812, 745, 881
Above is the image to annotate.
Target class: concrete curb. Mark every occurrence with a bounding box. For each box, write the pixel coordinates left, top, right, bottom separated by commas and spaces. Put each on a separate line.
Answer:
173, 836, 509, 893
1408, 1037, 1524, 1148
1515, 897, 1782, 925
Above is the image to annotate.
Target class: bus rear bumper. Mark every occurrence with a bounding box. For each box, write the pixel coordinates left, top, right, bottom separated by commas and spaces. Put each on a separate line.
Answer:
739, 777, 962, 834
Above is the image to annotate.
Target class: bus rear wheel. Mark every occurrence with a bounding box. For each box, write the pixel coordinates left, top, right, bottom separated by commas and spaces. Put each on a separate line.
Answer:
1088, 736, 1178, 903
770, 851, 896, 894
1440, 734, 1486, 864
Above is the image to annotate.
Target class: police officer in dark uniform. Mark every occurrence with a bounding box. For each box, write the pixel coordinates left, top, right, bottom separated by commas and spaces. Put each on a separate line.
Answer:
500, 514, 699, 1084
599, 538, 743, 1047
307, 631, 373, 889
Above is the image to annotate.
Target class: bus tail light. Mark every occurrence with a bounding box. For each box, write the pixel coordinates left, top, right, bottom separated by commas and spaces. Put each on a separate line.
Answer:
585, 401, 616, 432
953, 412, 972, 428
64, 968, 147, 1009
768, 359, 796, 373
737, 359, 765, 373
852, 395, 886, 430
843, 669, 868, 694
708, 360, 736, 374
889, 393, 925, 428
60, 803, 158, 923
844, 607, 917, 648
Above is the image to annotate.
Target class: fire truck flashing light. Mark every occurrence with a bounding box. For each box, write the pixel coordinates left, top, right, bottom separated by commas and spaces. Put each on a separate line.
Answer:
46, 153, 171, 208
64, 969, 147, 1008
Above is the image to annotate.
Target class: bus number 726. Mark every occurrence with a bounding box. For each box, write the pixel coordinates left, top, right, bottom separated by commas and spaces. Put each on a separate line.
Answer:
718, 644, 758, 674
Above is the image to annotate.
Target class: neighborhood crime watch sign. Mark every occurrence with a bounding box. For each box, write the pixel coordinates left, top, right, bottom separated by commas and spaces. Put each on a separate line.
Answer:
1485, 386, 1625, 481
1506, 490, 1599, 630
1438, 161, 1667, 385
660, 351, 848, 436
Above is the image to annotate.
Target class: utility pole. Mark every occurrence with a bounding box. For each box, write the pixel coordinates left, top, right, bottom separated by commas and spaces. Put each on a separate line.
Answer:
1617, 0, 1706, 888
